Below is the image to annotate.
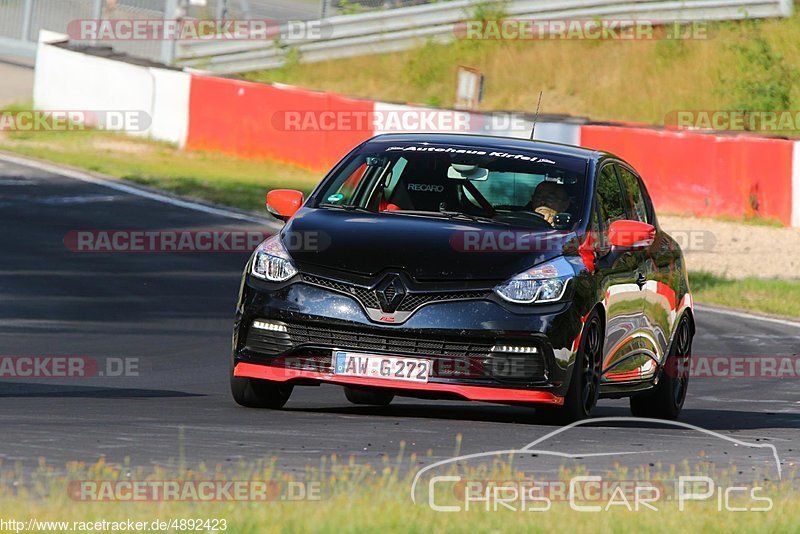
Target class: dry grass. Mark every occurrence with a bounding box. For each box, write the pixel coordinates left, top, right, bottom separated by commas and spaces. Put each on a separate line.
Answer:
244, 14, 800, 125
1, 455, 796, 533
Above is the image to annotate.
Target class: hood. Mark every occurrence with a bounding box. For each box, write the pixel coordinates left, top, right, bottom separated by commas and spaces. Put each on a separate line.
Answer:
283, 208, 576, 282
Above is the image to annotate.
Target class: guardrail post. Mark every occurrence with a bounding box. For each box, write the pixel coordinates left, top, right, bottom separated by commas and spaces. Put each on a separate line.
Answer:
160, 0, 178, 65
21, 0, 34, 42
216, 0, 228, 20
92, 0, 103, 20
91, 0, 103, 45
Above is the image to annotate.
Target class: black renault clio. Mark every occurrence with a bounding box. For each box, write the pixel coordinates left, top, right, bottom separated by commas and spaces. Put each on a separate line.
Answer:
231, 134, 694, 423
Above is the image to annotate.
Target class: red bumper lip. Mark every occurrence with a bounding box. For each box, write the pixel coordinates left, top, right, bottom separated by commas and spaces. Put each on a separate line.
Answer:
234, 362, 564, 406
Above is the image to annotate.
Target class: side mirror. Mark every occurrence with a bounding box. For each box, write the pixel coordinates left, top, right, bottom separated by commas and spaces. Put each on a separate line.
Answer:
608, 220, 656, 249
266, 189, 304, 221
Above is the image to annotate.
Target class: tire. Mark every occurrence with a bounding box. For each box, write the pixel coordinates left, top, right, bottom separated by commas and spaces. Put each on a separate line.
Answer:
630, 315, 692, 420
539, 311, 603, 424
344, 387, 394, 406
230, 362, 293, 409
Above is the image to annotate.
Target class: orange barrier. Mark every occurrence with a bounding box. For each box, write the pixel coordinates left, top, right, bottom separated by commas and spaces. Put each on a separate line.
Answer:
186, 75, 375, 171
184, 74, 795, 225
580, 125, 794, 225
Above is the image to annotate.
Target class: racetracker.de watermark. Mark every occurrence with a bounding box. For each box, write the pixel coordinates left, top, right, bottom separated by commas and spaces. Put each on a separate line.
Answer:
0, 356, 138, 378
449, 229, 716, 253
0, 110, 150, 132
454, 19, 711, 40
675, 355, 800, 379
271, 110, 531, 134
63, 230, 326, 253
278, 355, 800, 381
666, 110, 800, 132
68, 480, 321, 502
276, 355, 539, 381
67, 19, 329, 41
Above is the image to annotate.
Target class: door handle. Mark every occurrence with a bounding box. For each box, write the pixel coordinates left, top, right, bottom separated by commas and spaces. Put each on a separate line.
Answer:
636, 272, 647, 290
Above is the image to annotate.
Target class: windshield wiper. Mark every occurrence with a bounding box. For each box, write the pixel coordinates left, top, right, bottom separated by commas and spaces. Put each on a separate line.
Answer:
319, 203, 373, 213
439, 211, 510, 225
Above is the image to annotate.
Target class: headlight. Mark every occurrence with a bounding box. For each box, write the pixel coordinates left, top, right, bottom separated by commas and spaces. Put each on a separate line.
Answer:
250, 235, 298, 282
494, 257, 573, 304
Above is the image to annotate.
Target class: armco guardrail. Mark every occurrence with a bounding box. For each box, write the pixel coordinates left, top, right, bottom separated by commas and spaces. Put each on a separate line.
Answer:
176, 0, 793, 74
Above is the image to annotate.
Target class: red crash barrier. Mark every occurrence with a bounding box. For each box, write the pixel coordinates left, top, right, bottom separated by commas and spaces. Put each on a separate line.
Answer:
186, 75, 375, 170
580, 125, 793, 225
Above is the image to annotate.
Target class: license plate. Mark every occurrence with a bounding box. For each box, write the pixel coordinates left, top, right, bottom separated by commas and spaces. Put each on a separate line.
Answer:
333, 351, 431, 383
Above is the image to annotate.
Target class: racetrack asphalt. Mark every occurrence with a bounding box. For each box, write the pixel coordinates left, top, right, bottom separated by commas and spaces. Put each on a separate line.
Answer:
1, 154, 798, 481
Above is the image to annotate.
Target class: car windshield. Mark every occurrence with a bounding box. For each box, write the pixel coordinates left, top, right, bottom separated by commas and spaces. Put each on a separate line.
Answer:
314, 142, 588, 230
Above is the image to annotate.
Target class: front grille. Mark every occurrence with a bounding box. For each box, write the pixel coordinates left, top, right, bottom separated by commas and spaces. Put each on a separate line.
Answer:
397, 291, 488, 312
286, 322, 492, 358
301, 274, 489, 313
243, 321, 547, 383
303, 275, 380, 308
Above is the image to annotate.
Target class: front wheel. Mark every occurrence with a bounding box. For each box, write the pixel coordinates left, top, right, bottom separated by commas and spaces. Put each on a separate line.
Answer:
230, 363, 293, 409
630, 315, 692, 420
539, 311, 603, 424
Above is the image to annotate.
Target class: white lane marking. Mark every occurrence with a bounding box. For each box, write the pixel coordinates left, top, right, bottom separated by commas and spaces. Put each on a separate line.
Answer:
695, 397, 791, 404
0, 152, 282, 230
4, 194, 122, 205
695, 305, 800, 330
36, 195, 120, 204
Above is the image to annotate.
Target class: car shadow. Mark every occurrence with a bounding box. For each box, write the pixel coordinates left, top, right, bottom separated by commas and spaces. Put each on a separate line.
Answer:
285, 402, 800, 430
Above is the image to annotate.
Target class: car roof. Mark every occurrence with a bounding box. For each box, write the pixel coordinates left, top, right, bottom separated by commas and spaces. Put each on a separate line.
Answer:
366, 133, 605, 161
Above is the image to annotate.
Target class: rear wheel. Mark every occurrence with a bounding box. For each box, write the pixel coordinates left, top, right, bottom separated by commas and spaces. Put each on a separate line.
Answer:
630, 315, 692, 420
539, 311, 603, 424
230, 363, 293, 409
344, 387, 394, 406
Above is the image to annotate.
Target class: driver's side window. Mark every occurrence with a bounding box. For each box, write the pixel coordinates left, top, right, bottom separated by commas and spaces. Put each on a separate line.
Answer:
595, 164, 626, 248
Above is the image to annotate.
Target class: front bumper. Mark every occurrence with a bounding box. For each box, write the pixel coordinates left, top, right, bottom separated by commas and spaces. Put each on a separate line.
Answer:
234, 363, 564, 405
233, 275, 586, 404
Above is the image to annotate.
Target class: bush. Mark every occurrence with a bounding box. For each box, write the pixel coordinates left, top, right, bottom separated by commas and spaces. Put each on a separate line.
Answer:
720, 21, 797, 113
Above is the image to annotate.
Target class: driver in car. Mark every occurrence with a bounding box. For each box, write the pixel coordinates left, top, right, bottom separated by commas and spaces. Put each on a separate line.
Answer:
528, 181, 570, 226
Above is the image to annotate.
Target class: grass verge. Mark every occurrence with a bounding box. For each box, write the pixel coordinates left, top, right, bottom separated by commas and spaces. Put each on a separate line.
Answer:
1, 456, 795, 533
690, 272, 800, 319
0, 126, 320, 211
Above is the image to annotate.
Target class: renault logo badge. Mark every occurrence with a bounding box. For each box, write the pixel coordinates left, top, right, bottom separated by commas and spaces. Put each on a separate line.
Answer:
375, 275, 406, 313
